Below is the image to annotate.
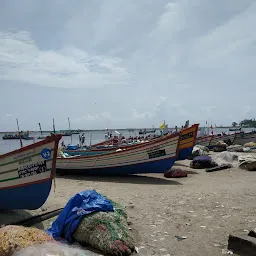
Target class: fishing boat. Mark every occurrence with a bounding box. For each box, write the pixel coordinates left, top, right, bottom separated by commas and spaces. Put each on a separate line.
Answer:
2, 131, 33, 140
176, 124, 199, 160
229, 127, 242, 131
0, 134, 62, 210
139, 127, 156, 135
208, 133, 236, 149
232, 131, 256, 145
63, 125, 199, 159
56, 132, 181, 175
59, 131, 72, 136
2, 133, 21, 140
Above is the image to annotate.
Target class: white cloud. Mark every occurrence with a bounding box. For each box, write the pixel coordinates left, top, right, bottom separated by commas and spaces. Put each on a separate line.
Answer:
0, 0, 255, 130
0, 31, 129, 89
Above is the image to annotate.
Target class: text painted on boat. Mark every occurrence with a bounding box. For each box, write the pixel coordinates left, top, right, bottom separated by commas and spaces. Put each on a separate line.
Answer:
147, 146, 166, 159
19, 157, 32, 165
14, 149, 36, 160
18, 160, 48, 178
181, 132, 194, 140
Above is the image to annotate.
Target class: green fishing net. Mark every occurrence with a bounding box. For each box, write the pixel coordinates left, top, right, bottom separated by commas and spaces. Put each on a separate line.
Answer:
73, 199, 135, 256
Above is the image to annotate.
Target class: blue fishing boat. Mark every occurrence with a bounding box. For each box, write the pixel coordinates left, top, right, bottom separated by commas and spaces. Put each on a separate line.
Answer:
57, 132, 181, 175
63, 125, 199, 161
0, 134, 62, 210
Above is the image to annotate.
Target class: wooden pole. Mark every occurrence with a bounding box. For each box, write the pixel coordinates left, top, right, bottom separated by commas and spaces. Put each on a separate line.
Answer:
16, 119, 23, 148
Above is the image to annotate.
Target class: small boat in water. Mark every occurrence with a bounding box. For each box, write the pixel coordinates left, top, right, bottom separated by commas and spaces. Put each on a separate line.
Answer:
139, 128, 156, 134
229, 127, 242, 131
0, 134, 62, 210
56, 132, 181, 175
2, 131, 33, 140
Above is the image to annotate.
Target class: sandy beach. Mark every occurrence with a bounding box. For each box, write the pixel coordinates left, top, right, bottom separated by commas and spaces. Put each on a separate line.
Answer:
1, 152, 256, 256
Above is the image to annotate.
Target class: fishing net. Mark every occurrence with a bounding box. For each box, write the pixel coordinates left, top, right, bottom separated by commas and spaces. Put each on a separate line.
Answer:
192, 145, 209, 158
73, 199, 135, 256
227, 145, 244, 152
0, 225, 54, 256
244, 142, 256, 148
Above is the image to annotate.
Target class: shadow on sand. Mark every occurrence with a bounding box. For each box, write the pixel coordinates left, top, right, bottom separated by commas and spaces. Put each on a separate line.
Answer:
0, 209, 44, 229
57, 173, 183, 185
174, 162, 190, 167
173, 163, 199, 174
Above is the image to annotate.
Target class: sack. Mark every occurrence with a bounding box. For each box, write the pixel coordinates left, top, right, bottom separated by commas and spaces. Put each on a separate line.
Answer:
244, 142, 256, 148
164, 168, 187, 178
0, 225, 54, 256
227, 145, 244, 152
73, 200, 135, 255
216, 141, 227, 149
190, 156, 218, 169
192, 145, 209, 158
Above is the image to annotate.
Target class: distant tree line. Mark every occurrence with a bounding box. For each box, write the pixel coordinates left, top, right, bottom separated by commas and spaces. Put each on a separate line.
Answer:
232, 118, 256, 127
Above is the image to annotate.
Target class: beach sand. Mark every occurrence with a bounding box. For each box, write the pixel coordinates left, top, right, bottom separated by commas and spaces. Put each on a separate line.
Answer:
1, 152, 256, 256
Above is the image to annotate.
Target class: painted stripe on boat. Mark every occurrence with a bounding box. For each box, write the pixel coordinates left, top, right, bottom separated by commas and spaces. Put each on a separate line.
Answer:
58, 137, 178, 162
0, 148, 54, 167
57, 141, 178, 169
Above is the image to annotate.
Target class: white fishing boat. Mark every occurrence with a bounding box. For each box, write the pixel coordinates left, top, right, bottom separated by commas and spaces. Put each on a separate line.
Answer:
0, 134, 62, 210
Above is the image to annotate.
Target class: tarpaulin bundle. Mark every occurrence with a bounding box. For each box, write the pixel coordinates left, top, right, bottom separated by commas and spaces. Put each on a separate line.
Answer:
47, 190, 114, 242
190, 156, 218, 169
47, 190, 135, 255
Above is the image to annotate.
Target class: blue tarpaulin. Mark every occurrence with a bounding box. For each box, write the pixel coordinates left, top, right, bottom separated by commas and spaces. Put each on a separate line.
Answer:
66, 145, 80, 150
47, 190, 114, 242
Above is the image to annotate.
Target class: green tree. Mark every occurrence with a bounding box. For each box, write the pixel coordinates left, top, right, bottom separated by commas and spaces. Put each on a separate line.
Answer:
232, 122, 238, 127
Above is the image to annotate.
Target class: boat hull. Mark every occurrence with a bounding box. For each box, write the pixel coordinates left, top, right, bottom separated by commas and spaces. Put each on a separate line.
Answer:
57, 133, 180, 175
177, 147, 193, 161
233, 132, 256, 145
0, 180, 52, 210
208, 134, 236, 149
176, 124, 199, 160
0, 134, 61, 210
58, 157, 176, 176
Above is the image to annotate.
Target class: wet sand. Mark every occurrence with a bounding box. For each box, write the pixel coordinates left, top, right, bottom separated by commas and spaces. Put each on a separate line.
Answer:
1, 153, 256, 256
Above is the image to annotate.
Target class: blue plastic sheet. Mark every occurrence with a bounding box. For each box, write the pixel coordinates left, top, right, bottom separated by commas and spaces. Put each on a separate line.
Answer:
47, 190, 114, 242
66, 145, 80, 150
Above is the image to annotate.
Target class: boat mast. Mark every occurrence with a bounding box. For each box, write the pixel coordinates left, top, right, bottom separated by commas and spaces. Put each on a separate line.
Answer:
38, 122, 43, 136
53, 118, 56, 134
68, 117, 72, 144
16, 118, 23, 148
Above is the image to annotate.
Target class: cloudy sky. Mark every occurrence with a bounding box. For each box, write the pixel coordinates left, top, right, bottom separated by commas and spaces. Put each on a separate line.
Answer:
0, 0, 255, 131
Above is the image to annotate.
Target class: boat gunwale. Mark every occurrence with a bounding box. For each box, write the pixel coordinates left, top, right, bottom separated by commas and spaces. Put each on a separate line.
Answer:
0, 134, 62, 160
0, 135, 61, 190
58, 132, 181, 161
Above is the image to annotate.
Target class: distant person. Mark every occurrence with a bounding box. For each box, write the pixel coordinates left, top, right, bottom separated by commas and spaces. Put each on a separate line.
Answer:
60, 141, 66, 150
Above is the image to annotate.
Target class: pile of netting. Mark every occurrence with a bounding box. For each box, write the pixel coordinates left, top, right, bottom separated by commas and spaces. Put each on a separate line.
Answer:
244, 142, 256, 148
213, 141, 227, 152
191, 145, 209, 158
0, 225, 54, 256
73, 199, 135, 256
